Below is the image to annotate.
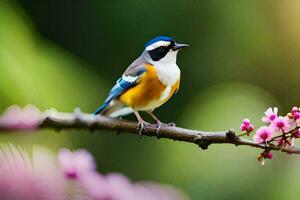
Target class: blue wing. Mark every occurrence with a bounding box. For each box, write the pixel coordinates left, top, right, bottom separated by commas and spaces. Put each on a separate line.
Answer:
93, 63, 146, 115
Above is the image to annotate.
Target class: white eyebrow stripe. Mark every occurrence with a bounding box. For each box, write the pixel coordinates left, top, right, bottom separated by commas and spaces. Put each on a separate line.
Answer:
145, 41, 171, 51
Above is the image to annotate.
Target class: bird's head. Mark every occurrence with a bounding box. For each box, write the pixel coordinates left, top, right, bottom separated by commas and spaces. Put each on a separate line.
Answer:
143, 36, 188, 64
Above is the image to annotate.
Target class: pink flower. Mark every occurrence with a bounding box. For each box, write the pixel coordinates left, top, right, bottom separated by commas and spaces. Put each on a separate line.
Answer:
293, 129, 300, 138
0, 105, 43, 130
58, 149, 96, 180
257, 151, 273, 166
262, 107, 278, 123
271, 116, 290, 132
0, 144, 66, 200
293, 112, 300, 120
261, 151, 273, 160
0, 144, 188, 200
94, 173, 136, 200
291, 106, 299, 114
264, 152, 273, 159
278, 138, 295, 148
290, 106, 300, 120
134, 182, 189, 200
80, 172, 114, 199
240, 118, 254, 133
81, 172, 188, 200
253, 126, 273, 144
59, 150, 188, 200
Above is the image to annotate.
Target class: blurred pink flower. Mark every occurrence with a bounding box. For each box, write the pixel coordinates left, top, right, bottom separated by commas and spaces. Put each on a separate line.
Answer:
293, 112, 300, 120
287, 106, 300, 127
82, 173, 136, 200
134, 182, 189, 200
262, 107, 278, 123
59, 149, 189, 200
253, 126, 273, 144
0, 144, 66, 200
257, 151, 273, 166
0, 144, 189, 200
0, 105, 43, 130
290, 108, 300, 126
240, 118, 254, 133
264, 152, 273, 159
291, 106, 299, 114
81, 172, 188, 200
278, 138, 295, 148
293, 129, 300, 138
58, 148, 96, 180
271, 116, 290, 132
80, 172, 113, 199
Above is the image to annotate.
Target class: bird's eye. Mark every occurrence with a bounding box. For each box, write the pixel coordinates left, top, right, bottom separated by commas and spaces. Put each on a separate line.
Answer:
159, 46, 164, 50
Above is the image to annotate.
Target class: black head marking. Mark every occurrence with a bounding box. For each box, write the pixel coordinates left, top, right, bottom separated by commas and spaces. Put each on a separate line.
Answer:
148, 40, 176, 61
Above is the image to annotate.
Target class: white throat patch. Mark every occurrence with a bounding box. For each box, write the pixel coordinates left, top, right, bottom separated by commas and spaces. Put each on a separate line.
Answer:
150, 51, 181, 86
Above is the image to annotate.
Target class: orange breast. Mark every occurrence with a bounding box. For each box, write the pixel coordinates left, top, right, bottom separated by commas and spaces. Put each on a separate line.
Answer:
119, 64, 180, 110
119, 64, 165, 109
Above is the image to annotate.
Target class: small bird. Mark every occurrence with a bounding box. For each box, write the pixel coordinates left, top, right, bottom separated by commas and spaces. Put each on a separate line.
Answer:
94, 36, 188, 134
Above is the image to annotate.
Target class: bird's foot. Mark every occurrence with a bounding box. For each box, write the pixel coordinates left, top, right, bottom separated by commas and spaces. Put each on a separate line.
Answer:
155, 121, 163, 136
154, 122, 176, 137
137, 121, 149, 136
167, 122, 176, 127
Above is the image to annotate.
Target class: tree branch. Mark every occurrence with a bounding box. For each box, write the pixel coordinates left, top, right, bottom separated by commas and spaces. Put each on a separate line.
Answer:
1, 108, 300, 154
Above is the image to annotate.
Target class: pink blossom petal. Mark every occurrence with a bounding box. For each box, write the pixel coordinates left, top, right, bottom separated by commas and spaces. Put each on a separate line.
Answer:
134, 182, 189, 200
253, 126, 273, 144
291, 106, 299, 114
243, 119, 250, 126
293, 129, 300, 138
0, 105, 43, 130
240, 118, 254, 132
80, 172, 113, 199
21, 105, 43, 128
264, 152, 273, 159
278, 138, 295, 148
262, 107, 278, 123
0, 145, 189, 200
73, 149, 96, 172
0, 144, 67, 200
0, 105, 23, 128
58, 149, 96, 180
105, 173, 136, 200
271, 116, 290, 132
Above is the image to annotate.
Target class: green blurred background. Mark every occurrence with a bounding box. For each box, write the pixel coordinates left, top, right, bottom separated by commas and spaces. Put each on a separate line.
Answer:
1, 0, 300, 199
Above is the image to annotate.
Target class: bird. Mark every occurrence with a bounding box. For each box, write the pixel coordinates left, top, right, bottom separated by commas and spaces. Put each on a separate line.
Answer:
94, 36, 188, 134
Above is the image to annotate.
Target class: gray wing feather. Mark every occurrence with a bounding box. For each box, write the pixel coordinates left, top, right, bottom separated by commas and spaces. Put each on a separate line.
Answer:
94, 56, 147, 115
124, 57, 147, 76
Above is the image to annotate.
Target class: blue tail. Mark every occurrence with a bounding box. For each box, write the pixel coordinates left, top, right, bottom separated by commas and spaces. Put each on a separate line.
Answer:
93, 101, 110, 115
94, 76, 138, 115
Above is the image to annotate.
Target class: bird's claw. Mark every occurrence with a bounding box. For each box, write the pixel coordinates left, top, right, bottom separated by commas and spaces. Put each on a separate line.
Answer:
167, 122, 176, 127
155, 122, 162, 136
137, 120, 175, 138
154, 122, 176, 137
137, 121, 147, 136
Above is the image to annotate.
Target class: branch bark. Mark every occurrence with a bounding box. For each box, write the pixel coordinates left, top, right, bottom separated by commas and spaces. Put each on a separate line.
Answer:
1, 108, 300, 154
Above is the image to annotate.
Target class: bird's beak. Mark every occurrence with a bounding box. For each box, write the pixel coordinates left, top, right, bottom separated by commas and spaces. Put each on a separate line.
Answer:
173, 43, 189, 50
